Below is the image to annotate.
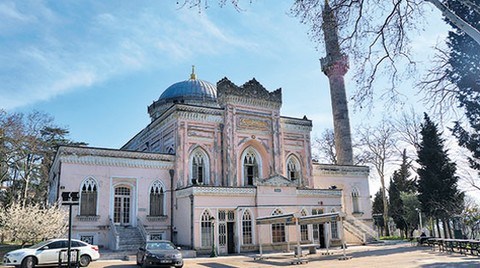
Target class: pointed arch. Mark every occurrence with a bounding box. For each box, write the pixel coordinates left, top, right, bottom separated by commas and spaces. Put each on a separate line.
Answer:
242, 209, 253, 245
201, 209, 213, 247
271, 208, 285, 243
300, 209, 309, 241
80, 177, 98, 216
189, 147, 210, 185
241, 147, 262, 186
149, 180, 165, 216
286, 154, 302, 183
330, 208, 339, 239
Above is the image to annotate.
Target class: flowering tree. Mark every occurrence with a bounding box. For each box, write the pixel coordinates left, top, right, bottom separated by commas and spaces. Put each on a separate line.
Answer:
0, 203, 68, 245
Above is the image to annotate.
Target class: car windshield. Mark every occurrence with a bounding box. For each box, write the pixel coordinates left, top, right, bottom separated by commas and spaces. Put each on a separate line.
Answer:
146, 242, 175, 250
28, 240, 53, 249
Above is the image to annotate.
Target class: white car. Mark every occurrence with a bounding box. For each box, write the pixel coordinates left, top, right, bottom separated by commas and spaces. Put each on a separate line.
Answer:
2, 238, 100, 268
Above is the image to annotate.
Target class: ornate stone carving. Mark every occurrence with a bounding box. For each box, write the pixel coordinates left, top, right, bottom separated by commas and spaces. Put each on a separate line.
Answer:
237, 117, 270, 130
217, 77, 282, 106
256, 174, 296, 187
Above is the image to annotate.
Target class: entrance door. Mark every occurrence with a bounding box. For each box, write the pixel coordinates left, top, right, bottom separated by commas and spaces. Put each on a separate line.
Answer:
227, 222, 235, 253
313, 223, 326, 248
114, 186, 131, 225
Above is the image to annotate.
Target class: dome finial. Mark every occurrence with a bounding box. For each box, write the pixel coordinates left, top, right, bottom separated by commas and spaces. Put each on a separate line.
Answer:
190, 65, 196, 80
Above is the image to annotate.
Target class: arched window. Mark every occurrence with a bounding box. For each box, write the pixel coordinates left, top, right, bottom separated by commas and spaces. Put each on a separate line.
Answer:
271, 209, 285, 243
201, 210, 213, 247
80, 178, 97, 216
352, 188, 360, 213
243, 148, 260, 186
242, 210, 253, 245
330, 209, 339, 239
300, 209, 309, 241
286, 155, 301, 182
149, 181, 165, 216
190, 148, 209, 185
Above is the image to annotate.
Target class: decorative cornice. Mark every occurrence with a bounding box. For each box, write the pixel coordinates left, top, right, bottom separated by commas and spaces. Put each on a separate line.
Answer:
217, 77, 282, 108
280, 117, 312, 127
297, 189, 343, 197
57, 146, 174, 169
176, 186, 256, 198
313, 163, 369, 177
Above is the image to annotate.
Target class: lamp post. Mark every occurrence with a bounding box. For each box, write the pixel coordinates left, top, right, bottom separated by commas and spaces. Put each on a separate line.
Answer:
416, 208, 423, 231
210, 216, 217, 257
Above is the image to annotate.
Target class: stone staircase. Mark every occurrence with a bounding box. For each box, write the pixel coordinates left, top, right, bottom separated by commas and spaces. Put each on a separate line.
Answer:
116, 226, 145, 251
344, 216, 379, 244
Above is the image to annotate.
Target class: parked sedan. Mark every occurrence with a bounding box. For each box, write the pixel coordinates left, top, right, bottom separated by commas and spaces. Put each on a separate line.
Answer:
2, 238, 100, 268
136, 240, 183, 268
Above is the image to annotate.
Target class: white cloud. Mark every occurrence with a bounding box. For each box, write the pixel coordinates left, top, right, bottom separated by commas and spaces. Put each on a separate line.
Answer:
0, 2, 31, 22
0, 3, 260, 110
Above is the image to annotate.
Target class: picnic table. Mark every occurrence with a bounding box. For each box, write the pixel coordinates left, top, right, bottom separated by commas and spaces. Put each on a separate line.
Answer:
426, 238, 480, 256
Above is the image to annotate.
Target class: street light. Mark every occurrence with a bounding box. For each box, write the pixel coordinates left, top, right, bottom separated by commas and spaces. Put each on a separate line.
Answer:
416, 208, 423, 232
210, 216, 217, 257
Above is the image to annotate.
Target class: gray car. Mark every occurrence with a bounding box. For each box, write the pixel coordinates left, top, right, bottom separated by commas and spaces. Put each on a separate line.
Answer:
136, 241, 183, 268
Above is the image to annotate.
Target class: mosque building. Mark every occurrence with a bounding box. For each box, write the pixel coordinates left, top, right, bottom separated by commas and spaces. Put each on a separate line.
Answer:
48, 68, 374, 255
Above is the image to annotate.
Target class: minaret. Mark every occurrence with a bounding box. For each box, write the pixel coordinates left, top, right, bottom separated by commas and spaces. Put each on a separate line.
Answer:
320, 0, 354, 165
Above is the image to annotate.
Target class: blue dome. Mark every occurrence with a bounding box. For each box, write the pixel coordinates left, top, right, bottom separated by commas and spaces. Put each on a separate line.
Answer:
158, 78, 217, 104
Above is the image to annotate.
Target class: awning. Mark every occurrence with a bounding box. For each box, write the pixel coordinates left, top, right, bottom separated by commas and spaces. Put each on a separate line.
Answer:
256, 212, 344, 225
297, 212, 344, 225
256, 213, 295, 225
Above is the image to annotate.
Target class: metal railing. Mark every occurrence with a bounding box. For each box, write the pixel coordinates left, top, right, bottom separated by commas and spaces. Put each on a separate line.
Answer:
108, 217, 120, 250
346, 215, 378, 239
137, 217, 149, 241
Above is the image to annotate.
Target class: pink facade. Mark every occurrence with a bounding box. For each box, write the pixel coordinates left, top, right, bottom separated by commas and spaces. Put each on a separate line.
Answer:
48, 73, 373, 254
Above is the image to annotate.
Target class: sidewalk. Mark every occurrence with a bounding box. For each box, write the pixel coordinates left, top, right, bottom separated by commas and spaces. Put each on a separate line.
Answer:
182, 241, 480, 267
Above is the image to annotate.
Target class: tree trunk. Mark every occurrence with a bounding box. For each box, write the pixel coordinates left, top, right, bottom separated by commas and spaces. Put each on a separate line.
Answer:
447, 219, 453, 238
442, 219, 448, 238
436, 218, 441, 238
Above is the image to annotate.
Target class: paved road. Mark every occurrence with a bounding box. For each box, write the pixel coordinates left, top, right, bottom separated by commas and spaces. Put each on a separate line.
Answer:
87, 242, 480, 268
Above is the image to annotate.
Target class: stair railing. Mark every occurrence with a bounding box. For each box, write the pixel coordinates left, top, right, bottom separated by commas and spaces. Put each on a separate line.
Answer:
346, 215, 378, 239
108, 216, 120, 250
343, 220, 366, 242
137, 217, 149, 241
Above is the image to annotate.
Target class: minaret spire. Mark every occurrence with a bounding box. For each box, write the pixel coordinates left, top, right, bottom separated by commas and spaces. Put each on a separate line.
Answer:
190, 65, 196, 80
320, 1, 354, 165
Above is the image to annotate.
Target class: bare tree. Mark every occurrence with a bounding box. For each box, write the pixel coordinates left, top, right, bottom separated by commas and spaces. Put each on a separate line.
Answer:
312, 128, 337, 164
181, 0, 478, 111
357, 118, 398, 236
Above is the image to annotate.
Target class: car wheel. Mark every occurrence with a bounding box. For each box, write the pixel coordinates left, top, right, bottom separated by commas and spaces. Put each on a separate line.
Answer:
21, 256, 36, 268
79, 255, 91, 267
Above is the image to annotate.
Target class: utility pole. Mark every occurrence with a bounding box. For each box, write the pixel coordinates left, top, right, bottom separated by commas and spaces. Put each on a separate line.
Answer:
320, 0, 354, 166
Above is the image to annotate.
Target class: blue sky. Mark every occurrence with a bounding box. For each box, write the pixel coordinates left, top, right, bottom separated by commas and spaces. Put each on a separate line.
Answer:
2, 1, 448, 150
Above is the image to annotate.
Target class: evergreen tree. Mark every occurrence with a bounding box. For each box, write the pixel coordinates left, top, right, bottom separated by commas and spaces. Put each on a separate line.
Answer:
388, 150, 417, 237
417, 113, 464, 237
394, 149, 416, 193
372, 189, 386, 236
388, 176, 406, 237
442, 0, 480, 180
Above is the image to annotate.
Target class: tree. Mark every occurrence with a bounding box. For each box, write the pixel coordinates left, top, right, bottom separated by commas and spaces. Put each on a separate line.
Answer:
0, 110, 86, 208
388, 176, 406, 238
401, 192, 422, 238
0, 202, 68, 245
358, 118, 398, 236
183, 0, 478, 108
312, 128, 337, 164
388, 150, 416, 238
417, 113, 464, 237
372, 189, 386, 236
444, 0, 480, 184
